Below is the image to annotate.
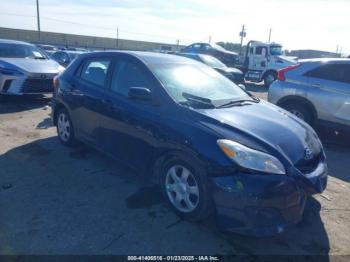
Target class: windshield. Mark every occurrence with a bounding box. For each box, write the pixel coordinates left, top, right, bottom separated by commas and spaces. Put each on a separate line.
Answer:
200, 55, 226, 68
150, 63, 248, 104
270, 45, 283, 56
0, 43, 47, 59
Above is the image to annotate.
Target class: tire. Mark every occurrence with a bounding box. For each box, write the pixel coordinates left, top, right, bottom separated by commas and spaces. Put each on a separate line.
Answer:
161, 158, 213, 221
264, 72, 277, 88
56, 107, 76, 146
283, 103, 314, 125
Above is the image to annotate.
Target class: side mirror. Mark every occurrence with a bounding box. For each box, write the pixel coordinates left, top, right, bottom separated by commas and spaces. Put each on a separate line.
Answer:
128, 87, 152, 101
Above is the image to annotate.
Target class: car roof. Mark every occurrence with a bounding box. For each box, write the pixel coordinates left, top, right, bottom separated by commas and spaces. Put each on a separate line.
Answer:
178, 53, 200, 58
299, 58, 350, 63
81, 51, 199, 65
0, 38, 33, 45
53, 50, 85, 54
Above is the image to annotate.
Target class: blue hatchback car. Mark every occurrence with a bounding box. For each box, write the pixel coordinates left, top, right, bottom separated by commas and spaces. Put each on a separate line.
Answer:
51, 51, 328, 236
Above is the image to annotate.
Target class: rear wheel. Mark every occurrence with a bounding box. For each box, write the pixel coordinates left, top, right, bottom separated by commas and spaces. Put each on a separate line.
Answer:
264, 72, 277, 88
283, 103, 314, 125
56, 107, 76, 146
161, 158, 213, 221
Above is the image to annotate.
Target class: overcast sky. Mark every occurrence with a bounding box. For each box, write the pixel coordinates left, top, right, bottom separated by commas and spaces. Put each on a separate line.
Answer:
0, 0, 349, 54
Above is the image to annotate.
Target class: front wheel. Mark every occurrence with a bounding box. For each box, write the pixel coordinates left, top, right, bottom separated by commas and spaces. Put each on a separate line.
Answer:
283, 103, 314, 125
161, 159, 213, 221
264, 72, 277, 88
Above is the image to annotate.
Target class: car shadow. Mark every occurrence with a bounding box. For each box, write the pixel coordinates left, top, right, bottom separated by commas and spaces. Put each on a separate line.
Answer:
0, 137, 331, 256
0, 95, 51, 114
36, 117, 53, 129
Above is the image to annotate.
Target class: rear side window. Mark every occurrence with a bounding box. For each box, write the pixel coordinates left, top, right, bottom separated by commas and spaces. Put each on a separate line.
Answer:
305, 63, 350, 84
80, 59, 111, 87
192, 44, 201, 49
110, 60, 151, 97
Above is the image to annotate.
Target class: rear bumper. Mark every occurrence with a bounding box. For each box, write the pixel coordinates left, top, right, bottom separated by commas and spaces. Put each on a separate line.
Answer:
210, 161, 327, 236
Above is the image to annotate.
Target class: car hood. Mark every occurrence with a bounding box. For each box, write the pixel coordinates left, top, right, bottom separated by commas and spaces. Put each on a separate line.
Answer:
0, 58, 63, 74
193, 101, 322, 165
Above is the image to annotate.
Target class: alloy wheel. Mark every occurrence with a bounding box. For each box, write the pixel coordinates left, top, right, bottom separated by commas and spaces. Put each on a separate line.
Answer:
57, 112, 71, 142
165, 165, 200, 213
289, 109, 305, 120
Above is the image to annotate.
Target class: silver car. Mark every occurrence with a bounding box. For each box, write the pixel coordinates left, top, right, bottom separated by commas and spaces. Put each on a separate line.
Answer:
0, 39, 64, 99
268, 58, 350, 132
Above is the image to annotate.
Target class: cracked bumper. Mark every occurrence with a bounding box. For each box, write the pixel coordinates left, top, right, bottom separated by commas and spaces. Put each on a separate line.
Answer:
210, 163, 327, 236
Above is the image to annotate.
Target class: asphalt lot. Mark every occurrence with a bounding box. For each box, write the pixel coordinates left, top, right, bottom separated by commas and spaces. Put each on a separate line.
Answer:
0, 86, 349, 257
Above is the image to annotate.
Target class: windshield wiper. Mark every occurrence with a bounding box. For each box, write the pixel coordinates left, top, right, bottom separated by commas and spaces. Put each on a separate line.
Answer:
182, 92, 215, 108
217, 98, 259, 108
34, 56, 46, 60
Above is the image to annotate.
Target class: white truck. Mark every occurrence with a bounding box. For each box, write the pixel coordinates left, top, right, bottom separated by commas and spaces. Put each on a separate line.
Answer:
237, 41, 298, 87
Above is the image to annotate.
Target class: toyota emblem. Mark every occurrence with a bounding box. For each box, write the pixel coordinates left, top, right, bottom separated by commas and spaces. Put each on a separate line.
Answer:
304, 147, 313, 160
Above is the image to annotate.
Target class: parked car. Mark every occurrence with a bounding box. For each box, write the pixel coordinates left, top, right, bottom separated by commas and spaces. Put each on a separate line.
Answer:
177, 53, 244, 84
268, 59, 350, 133
181, 43, 238, 66
0, 39, 64, 99
51, 51, 327, 236
36, 44, 59, 55
51, 50, 86, 67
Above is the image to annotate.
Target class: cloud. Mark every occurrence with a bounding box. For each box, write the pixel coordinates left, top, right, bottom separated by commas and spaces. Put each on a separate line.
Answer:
0, 0, 349, 54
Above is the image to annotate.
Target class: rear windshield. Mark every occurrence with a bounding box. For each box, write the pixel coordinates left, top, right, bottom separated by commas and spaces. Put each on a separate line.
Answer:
0, 43, 47, 59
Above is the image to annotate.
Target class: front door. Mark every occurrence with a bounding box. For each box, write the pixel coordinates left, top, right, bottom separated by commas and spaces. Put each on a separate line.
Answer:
100, 56, 161, 170
250, 46, 268, 71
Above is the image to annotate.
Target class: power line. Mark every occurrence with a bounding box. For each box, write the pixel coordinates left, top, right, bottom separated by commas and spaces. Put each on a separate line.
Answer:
0, 12, 197, 43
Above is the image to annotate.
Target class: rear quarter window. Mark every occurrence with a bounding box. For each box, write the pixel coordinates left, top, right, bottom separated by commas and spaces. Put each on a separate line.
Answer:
305, 63, 350, 84
78, 59, 111, 87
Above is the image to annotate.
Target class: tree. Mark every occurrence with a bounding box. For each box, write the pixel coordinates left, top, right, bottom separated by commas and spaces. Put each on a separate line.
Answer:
216, 42, 246, 54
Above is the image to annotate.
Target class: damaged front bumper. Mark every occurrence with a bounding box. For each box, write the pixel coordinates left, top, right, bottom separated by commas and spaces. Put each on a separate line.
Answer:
210, 160, 328, 236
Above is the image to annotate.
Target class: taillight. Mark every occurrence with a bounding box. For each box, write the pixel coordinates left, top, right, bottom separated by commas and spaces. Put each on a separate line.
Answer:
53, 75, 59, 88
277, 64, 300, 81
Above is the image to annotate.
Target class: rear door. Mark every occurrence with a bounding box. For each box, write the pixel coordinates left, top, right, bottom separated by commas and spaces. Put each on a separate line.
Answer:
69, 57, 112, 145
305, 62, 350, 126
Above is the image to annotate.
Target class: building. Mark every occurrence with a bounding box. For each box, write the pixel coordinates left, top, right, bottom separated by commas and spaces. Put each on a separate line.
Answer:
287, 49, 341, 59
0, 27, 183, 52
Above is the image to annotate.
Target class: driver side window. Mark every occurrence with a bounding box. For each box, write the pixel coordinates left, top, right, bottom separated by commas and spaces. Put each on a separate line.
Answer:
110, 60, 151, 97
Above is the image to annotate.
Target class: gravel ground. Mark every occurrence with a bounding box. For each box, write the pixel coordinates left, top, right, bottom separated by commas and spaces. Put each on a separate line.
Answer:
0, 91, 349, 258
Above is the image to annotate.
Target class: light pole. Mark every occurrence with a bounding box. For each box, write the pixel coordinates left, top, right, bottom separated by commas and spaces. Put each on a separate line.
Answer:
268, 28, 272, 43
239, 24, 246, 57
36, 0, 41, 41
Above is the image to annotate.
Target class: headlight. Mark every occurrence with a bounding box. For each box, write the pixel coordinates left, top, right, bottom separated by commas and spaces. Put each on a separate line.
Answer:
217, 139, 286, 175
